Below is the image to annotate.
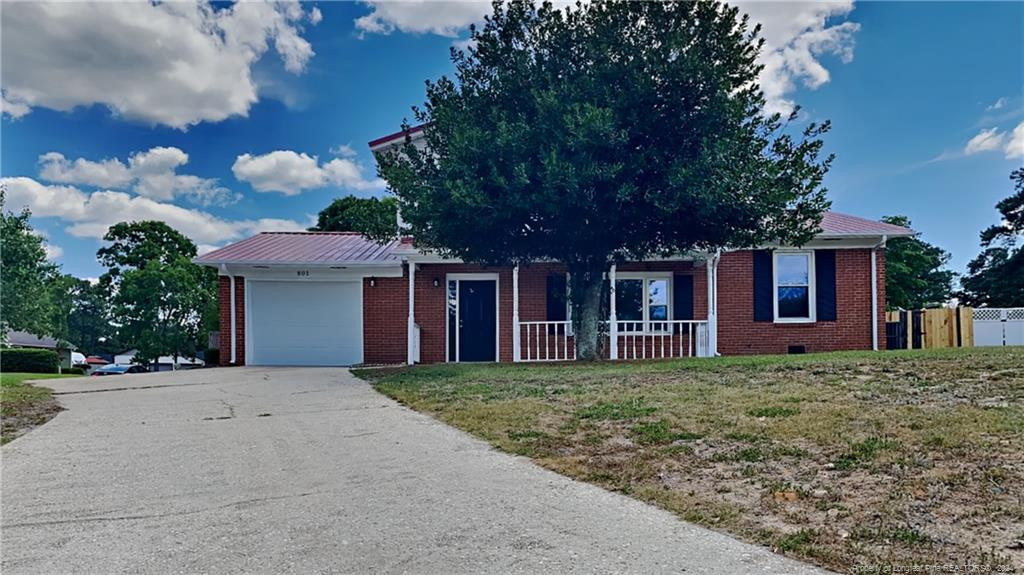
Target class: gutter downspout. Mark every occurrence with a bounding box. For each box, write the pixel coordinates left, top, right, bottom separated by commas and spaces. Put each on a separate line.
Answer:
870, 235, 887, 352
221, 265, 236, 364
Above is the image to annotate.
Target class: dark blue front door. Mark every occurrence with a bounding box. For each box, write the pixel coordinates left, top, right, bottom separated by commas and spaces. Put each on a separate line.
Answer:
458, 280, 496, 362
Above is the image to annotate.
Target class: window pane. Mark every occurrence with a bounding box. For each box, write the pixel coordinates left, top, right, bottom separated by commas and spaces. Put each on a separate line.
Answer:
616, 279, 643, 321
777, 254, 809, 285
648, 279, 667, 307
650, 305, 668, 321
778, 286, 809, 318
448, 280, 457, 361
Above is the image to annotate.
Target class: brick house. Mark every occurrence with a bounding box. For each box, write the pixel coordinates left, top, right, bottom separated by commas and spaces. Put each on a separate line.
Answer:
195, 128, 913, 367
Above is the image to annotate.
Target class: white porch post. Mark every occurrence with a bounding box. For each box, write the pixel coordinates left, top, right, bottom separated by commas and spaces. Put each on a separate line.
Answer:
609, 264, 618, 360
512, 265, 521, 362
407, 262, 416, 365
705, 253, 719, 357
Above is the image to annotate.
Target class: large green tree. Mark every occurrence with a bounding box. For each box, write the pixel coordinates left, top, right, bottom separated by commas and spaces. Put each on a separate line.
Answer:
376, 0, 832, 358
881, 215, 955, 309
99, 221, 216, 365
0, 189, 58, 338
960, 169, 1024, 307
50, 275, 120, 354
310, 195, 399, 238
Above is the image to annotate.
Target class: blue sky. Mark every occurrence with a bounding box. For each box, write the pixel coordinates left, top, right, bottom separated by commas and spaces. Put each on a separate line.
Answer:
2, 1, 1021, 281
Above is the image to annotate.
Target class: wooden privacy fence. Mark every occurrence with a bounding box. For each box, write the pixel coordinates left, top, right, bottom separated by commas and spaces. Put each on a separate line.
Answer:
885, 307, 973, 350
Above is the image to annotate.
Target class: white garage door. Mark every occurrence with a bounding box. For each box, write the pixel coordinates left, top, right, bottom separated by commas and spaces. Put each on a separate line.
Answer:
249, 281, 363, 366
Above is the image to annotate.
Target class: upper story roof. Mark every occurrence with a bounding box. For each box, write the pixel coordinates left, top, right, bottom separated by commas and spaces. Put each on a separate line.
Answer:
193, 232, 401, 267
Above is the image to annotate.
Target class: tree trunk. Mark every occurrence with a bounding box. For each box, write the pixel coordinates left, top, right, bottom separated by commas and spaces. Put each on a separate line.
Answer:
569, 262, 607, 361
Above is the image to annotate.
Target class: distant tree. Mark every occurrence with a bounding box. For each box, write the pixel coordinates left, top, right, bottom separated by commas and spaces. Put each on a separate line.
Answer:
376, 0, 833, 359
114, 257, 214, 365
310, 195, 399, 238
960, 169, 1024, 307
50, 275, 120, 354
99, 221, 216, 365
98, 221, 197, 283
881, 215, 955, 309
0, 189, 58, 338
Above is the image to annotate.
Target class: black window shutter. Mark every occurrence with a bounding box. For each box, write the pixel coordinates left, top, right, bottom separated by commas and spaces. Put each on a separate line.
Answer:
815, 250, 837, 321
753, 250, 774, 322
673, 275, 694, 320
546, 274, 567, 321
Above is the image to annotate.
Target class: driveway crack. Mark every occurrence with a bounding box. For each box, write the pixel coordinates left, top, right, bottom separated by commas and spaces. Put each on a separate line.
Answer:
4, 492, 322, 529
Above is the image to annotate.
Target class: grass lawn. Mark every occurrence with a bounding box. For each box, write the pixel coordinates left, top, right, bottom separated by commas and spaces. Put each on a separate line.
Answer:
1, 372, 81, 444
356, 347, 1024, 574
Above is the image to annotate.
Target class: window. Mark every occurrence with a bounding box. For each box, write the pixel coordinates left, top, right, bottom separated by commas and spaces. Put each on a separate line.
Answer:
774, 251, 814, 322
615, 274, 671, 332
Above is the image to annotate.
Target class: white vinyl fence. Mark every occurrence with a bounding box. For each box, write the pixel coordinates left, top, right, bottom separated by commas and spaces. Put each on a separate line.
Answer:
972, 308, 1024, 347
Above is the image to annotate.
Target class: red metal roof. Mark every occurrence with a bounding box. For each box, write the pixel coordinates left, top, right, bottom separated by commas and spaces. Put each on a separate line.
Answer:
194, 232, 401, 266
819, 212, 913, 237
197, 212, 910, 266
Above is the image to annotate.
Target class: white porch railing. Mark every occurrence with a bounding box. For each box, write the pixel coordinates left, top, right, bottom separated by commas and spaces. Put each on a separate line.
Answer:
612, 320, 708, 359
516, 319, 709, 362
519, 321, 576, 361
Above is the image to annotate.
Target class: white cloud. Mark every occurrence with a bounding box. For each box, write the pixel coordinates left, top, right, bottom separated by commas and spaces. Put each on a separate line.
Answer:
987, 97, 1008, 111
964, 128, 1008, 155
1006, 122, 1024, 159
233, 150, 384, 195
1, 1, 319, 129
44, 243, 64, 261
736, 2, 860, 116
330, 144, 358, 158
354, 1, 858, 117
37, 148, 240, 206
355, 1, 486, 36
1, 177, 309, 250
38, 153, 132, 188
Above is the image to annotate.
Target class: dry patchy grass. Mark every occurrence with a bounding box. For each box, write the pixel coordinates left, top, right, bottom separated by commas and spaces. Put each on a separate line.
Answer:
356, 348, 1024, 574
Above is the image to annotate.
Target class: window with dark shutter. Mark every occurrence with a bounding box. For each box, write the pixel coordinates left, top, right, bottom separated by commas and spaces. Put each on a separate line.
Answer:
815, 250, 837, 321
546, 274, 567, 322
673, 275, 694, 320
753, 250, 774, 322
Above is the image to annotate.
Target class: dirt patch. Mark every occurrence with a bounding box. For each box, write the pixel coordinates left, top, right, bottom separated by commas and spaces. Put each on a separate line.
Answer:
360, 348, 1024, 573
1, 393, 63, 445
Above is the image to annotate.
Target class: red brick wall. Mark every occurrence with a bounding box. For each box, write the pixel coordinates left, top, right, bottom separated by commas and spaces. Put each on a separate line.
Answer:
716, 249, 886, 355
363, 270, 408, 365
217, 276, 246, 365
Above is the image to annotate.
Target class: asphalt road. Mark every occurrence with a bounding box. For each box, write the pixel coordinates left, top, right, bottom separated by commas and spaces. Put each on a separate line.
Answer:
1, 367, 829, 574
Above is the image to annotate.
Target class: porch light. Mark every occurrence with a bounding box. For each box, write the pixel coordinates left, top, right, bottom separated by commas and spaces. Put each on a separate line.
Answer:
433, 278, 441, 287
369, 277, 376, 287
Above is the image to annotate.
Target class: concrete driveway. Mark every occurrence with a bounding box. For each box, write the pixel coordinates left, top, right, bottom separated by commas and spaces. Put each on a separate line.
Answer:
1, 367, 828, 574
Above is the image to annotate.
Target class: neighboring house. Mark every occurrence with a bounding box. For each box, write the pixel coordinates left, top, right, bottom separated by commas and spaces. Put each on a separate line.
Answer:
114, 349, 204, 371
194, 127, 913, 367
4, 330, 76, 368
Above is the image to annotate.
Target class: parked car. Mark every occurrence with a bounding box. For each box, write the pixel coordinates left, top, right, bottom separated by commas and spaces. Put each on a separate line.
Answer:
91, 364, 150, 376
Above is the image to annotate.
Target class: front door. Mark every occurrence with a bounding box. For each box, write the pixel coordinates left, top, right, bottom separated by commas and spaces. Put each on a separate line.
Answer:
457, 280, 497, 362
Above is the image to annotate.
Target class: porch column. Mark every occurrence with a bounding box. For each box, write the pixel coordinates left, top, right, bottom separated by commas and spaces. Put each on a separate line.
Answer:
705, 253, 719, 357
407, 262, 416, 365
609, 264, 618, 360
512, 265, 521, 362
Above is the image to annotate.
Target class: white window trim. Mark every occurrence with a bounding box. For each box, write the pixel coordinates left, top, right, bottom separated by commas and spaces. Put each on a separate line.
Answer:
615, 272, 673, 334
773, 250, 816, 324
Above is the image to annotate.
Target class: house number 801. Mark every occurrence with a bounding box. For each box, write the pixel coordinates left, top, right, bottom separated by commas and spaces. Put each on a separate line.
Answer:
296, 270, 310, 277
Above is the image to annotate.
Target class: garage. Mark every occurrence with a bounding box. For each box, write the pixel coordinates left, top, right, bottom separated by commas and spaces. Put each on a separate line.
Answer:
248, 280, 363, 366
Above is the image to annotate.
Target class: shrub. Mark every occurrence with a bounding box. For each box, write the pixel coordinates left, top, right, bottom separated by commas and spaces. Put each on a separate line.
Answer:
1, 348, 59, 373
65, 367, 86, 375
